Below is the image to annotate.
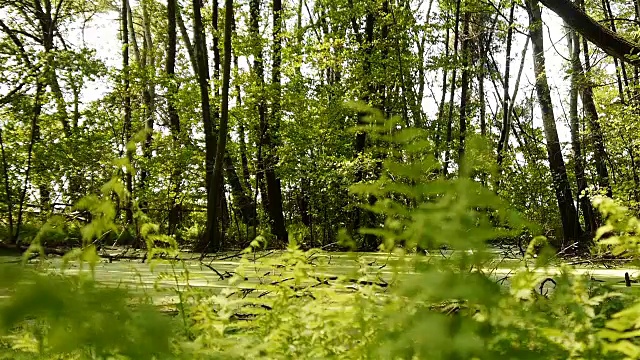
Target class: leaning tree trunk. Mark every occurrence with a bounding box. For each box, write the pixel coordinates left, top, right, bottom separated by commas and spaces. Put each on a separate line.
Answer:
538, 0, 640, 67
527, 0, 584, 249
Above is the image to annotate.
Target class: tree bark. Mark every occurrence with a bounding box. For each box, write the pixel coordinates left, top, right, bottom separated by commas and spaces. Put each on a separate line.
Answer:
497, 0, 516, 169
434, 11, 449, 158
527, 0, 584, 249
538, 0, 640, 66
192, 0, 217, 251
176, 8, 199, 75
140, 0, 156, 209
249, 0, 272, 232
122, 0, 134, 225
204, 0, 233, 253
568, 29, 596, 234
478, 29, 486, 138
15, 83, 43, 244
458, 11, 471, 163
166, 0, 183, 236
224, 149, 257, 225
259, 0, 288, 243
444, 0, 461, 176
600, 0, 629, 103
0, 126, 13, 242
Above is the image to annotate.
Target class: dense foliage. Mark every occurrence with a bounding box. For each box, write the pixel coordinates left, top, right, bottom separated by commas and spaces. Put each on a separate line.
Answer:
1, 0, 639, 252
0, 128, 639, 359
2, 0, 640, 358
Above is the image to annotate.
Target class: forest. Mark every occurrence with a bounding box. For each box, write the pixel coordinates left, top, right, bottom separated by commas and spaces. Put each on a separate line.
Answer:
2, 0, 640, 358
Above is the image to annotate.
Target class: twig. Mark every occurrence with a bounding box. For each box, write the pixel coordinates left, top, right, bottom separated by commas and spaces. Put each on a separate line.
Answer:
200, 262, 226, 281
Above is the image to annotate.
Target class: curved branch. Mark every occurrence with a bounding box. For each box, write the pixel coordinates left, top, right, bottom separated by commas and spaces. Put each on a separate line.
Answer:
539, 0, 640, 66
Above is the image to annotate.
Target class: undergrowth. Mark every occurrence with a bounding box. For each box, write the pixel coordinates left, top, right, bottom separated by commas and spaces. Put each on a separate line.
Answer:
1, 108, 640, 359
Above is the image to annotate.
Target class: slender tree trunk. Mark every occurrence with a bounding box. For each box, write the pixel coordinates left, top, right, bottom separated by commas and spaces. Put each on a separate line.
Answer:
628, 144, 640, 202
122, 0, 134, 225
0, 125, 14, 243
192, 0, 217, 251
527, 0, 584, 249
497, 0, 516, 169
166, 0, 182, 236
478, 29, 486, 137
230, 48, 256, 224
176, 8, 199, 75
572, 9, 613, 197
444, 0, 461, 176
348, 2, 378, 249
634, 0, 640, 95
126, 2, 141, 62
434, 12, 449, 158
33, 0, 70, 137
210, 0, 227, 244
458, 11, 471, 163
568, 29, 596, 234
599, 0, 627, 103
234, 94, 253, 194
224, 150, 256, 225
203, 0, 233, 253
140, 0, 156, 198
167, 0, 179, 133
249, 0, 272, 230
34, 0, 71, 209
263, 0, 288, 243
15, 83, 43, 244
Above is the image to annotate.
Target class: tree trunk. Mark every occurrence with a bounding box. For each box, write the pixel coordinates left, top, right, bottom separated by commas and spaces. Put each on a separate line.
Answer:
458, 11, 471, 164
224, 150, 257, 225
572, 2, 613, 198
434, 11, 449, 158
261, 0, 288, 243
15, 83, 43, 244
527, 0, 584, 249
122, 0, 134, 225
232, 51, 253, 193
166, 0, 182, 236
349, 1, 378, 249
249, 0, 272, 233
538, 0, 640, 66
192, 0, 217, 251
140, 0, 156, 211
497, 0, 516, 169
568, 29, 596, 234
444, 0, 461, 176
478, 29, 486, 138
176, 8, 199, 75
0, 126, 13, 242
601, 0, 629, 103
